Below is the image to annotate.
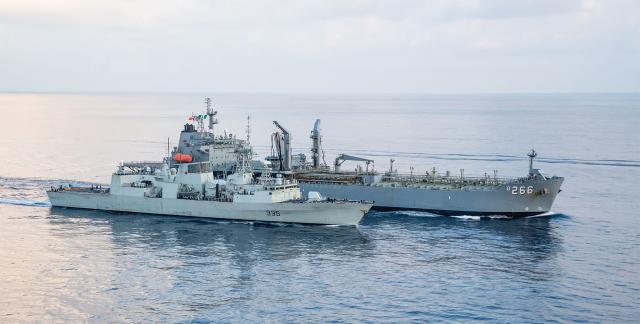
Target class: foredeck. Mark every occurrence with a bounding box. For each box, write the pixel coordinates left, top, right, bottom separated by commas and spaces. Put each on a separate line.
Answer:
295, 171, 547, 188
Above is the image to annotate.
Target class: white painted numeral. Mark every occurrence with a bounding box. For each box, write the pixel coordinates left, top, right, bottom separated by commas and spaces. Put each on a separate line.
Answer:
510, 186, 535, 195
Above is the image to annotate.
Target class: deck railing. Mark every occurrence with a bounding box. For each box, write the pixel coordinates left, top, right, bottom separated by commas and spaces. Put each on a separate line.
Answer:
297, 171, 532, 187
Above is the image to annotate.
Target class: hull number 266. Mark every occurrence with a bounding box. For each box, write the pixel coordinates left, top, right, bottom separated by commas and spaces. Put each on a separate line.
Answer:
508, 186, 534, 195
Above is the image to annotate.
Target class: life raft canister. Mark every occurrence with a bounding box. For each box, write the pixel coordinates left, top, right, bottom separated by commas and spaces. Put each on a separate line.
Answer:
173, 153, 193, 163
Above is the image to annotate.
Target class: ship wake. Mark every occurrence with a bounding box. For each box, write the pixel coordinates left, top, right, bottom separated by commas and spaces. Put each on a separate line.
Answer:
0, 197, 51, 207
0, 176, 98, 208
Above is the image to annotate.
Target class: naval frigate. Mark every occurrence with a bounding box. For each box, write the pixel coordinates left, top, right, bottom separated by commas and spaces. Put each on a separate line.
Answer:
169, 99, 564, 217
47, 99, 372, 226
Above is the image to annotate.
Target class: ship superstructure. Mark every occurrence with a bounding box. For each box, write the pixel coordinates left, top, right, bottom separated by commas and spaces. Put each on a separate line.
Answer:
170, 98, 264, 174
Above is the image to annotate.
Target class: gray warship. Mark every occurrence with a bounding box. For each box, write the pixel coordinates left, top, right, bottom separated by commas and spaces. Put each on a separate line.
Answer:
46, 98, 372, 226
172, 99, 564, 217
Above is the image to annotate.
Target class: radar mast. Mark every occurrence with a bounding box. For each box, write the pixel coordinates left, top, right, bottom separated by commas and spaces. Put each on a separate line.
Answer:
205, 97, 218, 135
528, 149, 538, 174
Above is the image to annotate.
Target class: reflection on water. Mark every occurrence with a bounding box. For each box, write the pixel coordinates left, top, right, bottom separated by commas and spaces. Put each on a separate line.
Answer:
365, 212, 564, 282
47, 208, 561, 268
1, 183, 635, 322
15, 207, 564, 321
49, 207, 374, 259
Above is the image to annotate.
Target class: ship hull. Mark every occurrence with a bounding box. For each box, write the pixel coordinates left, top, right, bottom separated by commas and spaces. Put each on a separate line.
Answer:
47, 191, 370, 225
370, 206, 543, 217
299, 177, 563, 217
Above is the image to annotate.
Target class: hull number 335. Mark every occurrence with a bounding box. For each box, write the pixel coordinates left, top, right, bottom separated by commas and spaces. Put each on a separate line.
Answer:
266, 210, 281, 217
508, 186, 534, 195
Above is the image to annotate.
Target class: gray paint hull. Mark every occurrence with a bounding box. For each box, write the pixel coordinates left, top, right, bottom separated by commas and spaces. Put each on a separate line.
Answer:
299, 177, 563, 217
47, 191, 370, 225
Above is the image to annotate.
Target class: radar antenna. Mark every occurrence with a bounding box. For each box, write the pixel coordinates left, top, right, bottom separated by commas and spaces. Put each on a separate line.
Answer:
167, 137, 170, 161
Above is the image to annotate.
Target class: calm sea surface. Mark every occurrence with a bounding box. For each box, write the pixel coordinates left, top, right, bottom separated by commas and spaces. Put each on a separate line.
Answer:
0, 93, 638, 322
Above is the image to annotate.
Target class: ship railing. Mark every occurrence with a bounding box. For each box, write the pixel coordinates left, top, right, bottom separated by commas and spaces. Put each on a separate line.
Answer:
264, 184, 299, 190
302, 198, 372, 204
203, 196, 233, 202
49, 185, 109, 193
379, 174, 525, 186
115, 160, 164, 175
296, 179, 354, 185
297, 170, 543, 187
121, 161, 164, 168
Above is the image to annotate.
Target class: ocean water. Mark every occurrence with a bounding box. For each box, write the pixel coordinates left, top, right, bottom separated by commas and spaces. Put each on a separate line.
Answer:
0, 93, 638, 322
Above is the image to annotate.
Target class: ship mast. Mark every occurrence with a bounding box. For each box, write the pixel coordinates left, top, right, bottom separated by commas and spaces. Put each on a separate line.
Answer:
205, 97, 218, 136
528, 149, 538, 175
246, 115, 251, 144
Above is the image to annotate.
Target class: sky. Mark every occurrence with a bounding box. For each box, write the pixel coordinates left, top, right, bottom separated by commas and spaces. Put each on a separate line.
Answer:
0, 0, 639, 94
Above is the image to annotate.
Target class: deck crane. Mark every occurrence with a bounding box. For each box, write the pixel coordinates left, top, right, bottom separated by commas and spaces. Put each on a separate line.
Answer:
334, 154, 374, 173
273, 121, 292, 172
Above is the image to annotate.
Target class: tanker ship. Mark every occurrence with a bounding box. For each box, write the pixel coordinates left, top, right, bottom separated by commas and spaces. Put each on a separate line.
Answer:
292, 152, 563, 217
270, 120, 563, 217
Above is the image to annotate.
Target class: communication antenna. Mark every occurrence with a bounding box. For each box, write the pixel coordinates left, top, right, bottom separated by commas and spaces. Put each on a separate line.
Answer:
321, 150, 326, 166
246, 115, 251, 144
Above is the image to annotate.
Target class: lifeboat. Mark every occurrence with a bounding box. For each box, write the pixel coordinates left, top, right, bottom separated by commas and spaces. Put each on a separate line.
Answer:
173, 153, 193, 163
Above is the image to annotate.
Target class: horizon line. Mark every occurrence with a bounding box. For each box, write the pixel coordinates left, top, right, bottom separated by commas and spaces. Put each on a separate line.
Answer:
1, 90, 639, 96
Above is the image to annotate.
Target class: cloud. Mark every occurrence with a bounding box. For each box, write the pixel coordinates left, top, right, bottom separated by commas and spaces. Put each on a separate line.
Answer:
0, 0, 638, 93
